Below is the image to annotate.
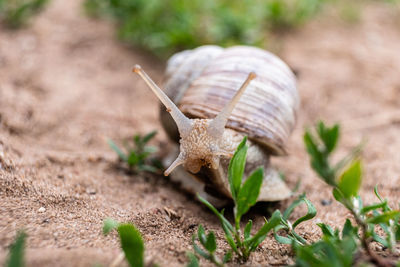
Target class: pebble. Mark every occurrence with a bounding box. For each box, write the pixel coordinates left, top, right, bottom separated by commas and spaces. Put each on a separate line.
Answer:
321, 199, 332, 206
38, 207, 46, 213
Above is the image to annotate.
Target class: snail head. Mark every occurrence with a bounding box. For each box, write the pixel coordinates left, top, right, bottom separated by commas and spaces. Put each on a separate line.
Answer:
133, 65, 256, 176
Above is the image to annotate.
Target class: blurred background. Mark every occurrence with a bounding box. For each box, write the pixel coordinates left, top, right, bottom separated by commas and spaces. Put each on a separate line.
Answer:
3, 0, 399, 57
1, 0, 400, 266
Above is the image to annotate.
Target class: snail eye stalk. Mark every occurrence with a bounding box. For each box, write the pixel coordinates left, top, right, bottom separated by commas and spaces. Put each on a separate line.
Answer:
207, 72, 256, 139
133, 65, 193, 138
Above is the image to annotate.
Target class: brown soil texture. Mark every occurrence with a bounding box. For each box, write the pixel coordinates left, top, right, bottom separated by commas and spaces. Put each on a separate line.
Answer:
1, 0, 400, 266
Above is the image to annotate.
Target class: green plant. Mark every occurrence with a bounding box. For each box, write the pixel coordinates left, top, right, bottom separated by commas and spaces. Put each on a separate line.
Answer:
83, 0, 328, 58
0, 0, 49, 28
191, 225, 231, 267
274, 193, 317, 246
103, 218, 149, 267
265, 0, 327, 30
108, 131, 161, 173
6, 231, 27, 267
302, 121, 400, 266
192, 137, 283, 264
293, 219, 359, 267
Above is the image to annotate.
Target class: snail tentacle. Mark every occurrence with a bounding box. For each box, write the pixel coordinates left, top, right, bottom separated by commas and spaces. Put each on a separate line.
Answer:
207, 72, 256, 139
133, 65, 193, 138
164, 152, 186, 176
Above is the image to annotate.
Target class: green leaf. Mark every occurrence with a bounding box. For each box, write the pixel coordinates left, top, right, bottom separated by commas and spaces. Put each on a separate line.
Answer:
371, 230, 389, 248
282, 194, 316, 229
342, 219, 357, 238
103, 218, 119, 235
142, 131, 157, 144
197, 195, 234, 233
236, 167, 263, 219
228, 136, 248, 201
246, 210, 282, 249
338, 160, 362, 199
117, 224, 145, 267
332, 187, 345, 203
204, 232, 217, 253
6, 231, 26, 267
304, 130, 335, 185
361, 201, 388, 214
333, 142, 364, 176
224, 231, 238, 254
223, 250, 232, 263
244, 220, 253, 239
127, 152, 139, 166
366, 210, 400, 224
374, 185, 384, 203
317, 223, 335, 237
283, 194, 304, 220
197, 225, 207, 247
303, 131, 321, 164
192, 235, 211, 260
143, 146, 158, 154
293, 197, 317, 229
274, 235, 293, 244
317, 121, 339, 154
133, 134, 141, 146
108, 139, 128, 162
186, 252, 199, 267
293, 245, 323, 266
273, 224, 294, 244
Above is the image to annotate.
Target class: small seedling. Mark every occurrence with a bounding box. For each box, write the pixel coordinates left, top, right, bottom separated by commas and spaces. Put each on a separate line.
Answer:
194, 137, 283, 264
274, 193, 316, 246
293, 219, 359, 267
191, 225, 231, 267
6, 231, 27, 267
108, 130, 162, 173
303, 121, 400, 266
0, 0, 49, 28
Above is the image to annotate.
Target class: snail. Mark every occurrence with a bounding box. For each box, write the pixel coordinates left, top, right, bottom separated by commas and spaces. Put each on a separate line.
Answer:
133, 45, 299, 205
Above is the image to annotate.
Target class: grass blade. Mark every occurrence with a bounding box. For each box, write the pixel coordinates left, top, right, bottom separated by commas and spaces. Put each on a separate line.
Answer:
108, 139, 128, 162
6, 231, 26, 267
117, 224, 145, 267
197, 195, 234, 233
246, 210, 282, 248
244, 220, 253, 240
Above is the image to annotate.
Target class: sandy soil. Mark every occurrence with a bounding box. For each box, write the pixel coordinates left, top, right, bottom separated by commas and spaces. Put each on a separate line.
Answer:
1, 0, 400, 266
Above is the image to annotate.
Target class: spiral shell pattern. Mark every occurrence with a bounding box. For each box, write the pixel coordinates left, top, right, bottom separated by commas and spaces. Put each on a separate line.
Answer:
164, 45, 299, 155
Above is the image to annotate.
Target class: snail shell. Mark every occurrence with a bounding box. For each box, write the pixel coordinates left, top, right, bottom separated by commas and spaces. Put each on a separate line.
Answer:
134, 45, 299, 205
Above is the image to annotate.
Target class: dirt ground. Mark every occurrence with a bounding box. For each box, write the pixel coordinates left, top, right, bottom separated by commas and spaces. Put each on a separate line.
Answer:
1, 0, 400, 266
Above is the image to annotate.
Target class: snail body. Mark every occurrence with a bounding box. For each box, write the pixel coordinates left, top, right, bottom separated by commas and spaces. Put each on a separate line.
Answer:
133, 45, 299, 205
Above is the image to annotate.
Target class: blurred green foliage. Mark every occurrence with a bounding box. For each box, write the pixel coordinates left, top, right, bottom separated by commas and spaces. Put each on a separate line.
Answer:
0, 0, 49, 28
84, 0, 327, 58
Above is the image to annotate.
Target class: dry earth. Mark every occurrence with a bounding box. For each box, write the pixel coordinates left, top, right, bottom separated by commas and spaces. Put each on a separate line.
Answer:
1, 0, 400, 266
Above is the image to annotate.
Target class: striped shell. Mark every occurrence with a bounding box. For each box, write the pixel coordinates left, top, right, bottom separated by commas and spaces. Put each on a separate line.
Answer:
162, 45, 299, 155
